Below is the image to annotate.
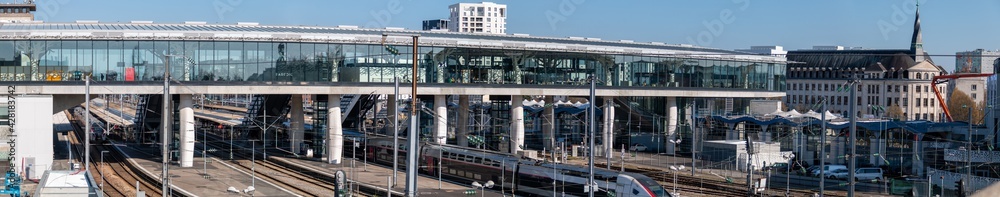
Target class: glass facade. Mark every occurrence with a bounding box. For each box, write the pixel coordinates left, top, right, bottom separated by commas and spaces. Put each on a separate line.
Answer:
0, 40, 785, 92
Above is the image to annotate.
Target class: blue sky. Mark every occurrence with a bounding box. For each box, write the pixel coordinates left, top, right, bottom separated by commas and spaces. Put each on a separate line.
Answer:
34, 0, 1000, 71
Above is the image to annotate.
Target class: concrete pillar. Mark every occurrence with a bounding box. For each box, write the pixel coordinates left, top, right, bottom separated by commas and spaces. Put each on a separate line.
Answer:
511, 96, 525, 154
834, 137, 846, 164
179, 94, 195, 168
543, 96, 555, 151
458, 95, 470, 147
290, 95, 305, 154
667, 97, 678, 155
760, 125, 771, 143
328, 95, 343, 164
726, 123, 737, 141
603, 97, 615, 159
434, 95, 448, 144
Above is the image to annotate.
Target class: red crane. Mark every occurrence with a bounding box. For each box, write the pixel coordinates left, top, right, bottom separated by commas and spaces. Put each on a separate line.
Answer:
931, 73, 994, 122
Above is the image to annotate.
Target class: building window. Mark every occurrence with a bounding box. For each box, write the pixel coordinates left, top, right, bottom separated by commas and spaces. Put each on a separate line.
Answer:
903, 86, 908, 92
972, 85, 977, 91
972, 93, 977, 99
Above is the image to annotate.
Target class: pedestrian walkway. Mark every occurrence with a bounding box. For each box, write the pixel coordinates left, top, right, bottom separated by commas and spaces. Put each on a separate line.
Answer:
274, 156, 506, 197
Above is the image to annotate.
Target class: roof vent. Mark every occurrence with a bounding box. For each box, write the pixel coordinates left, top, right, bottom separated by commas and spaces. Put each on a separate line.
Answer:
511, 33, 530, 36
75, 20, 98, 24
384, 27, 405, 30
568, 37, 585, 40
679, 44, 694, 47
585, 37, 601, 41
237, 22, 259, 26
650, 42, 665, 45
184, 21, 207, 25
429, 29, 449, 32
337, 25, 359, 29
130, 21, 153, 24
619, 40, 634, 43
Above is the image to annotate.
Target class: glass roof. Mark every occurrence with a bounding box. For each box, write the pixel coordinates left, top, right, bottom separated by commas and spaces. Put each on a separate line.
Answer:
0, 23, 748, 55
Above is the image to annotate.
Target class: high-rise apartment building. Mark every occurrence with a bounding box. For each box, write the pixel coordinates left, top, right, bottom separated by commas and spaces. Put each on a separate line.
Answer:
0, 1, 35, 22
448, 2, 506, 34
956, 49, 1000, 74
422, 19, 449, 31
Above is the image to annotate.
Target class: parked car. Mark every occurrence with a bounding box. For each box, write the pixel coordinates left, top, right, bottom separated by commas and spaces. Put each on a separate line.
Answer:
825, 168, 850, 179
812, 165, 848, 177
854, 168, 884, 182
764, 162, 789, 172
630, 143, 648, 152
802, 166, 820, 176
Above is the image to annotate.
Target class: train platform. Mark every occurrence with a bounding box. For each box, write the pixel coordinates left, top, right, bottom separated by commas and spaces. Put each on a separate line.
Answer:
114, 143, 297, 196
202, 104, 248, 113
88, 102, 134, 127
193, 108, 243, 127
273, 156, 506, 197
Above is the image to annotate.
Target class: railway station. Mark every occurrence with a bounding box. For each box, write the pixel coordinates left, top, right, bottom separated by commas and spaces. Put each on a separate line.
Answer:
2, 1, 992, 197
0, 17, 784, 195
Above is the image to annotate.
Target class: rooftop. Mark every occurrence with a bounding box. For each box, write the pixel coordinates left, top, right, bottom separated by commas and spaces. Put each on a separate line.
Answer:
0, 22, 785, 63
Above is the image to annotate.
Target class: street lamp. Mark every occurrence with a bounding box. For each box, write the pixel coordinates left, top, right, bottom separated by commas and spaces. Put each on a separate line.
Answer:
248, 139, 259, 194
669, 165, 685, 196
783, 153, 795, 197
100, 150, 109, 193
471, 180, 494, 197
668, 137, 682, 193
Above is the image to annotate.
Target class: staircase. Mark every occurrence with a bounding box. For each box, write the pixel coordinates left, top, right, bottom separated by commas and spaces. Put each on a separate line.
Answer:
133, 94, 149, 132
240, 95, 293, 141
132, 94, 164, 144
339, 94, 359, 122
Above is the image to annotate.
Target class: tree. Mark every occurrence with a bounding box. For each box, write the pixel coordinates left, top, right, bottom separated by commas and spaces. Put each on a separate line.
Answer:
947, 89, 984, 124
887, 104, 904, 120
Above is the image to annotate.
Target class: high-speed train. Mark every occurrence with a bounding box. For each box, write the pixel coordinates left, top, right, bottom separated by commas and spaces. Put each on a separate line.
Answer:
365, 137, 668, 197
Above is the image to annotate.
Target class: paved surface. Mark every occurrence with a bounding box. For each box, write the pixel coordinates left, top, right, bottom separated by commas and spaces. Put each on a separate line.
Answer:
194, 108, 243, 127
117, 143, 297, 197
275, 156, 506, 197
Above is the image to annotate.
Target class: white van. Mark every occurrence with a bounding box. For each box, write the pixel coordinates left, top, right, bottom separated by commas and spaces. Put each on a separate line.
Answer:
812, 165, 847, 177
854, 168, 884, 182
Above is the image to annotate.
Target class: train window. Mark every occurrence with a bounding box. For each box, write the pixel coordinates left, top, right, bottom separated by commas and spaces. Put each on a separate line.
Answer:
632, 188, 640, 195
474, 174, 481, 179
474, 157, 482, 163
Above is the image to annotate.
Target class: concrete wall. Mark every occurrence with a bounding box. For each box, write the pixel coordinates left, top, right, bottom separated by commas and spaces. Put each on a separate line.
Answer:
14, 95, 53, 180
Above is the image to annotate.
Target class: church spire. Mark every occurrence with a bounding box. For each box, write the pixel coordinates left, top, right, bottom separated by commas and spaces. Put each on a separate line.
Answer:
910, 2, 925, 63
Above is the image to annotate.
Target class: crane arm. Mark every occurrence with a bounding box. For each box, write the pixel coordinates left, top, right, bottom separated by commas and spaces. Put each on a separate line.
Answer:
931, 73, 994, 122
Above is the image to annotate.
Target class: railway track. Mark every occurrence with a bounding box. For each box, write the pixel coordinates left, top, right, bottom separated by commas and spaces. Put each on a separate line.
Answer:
66, 110, 167, 197
202, 138, 340, 196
